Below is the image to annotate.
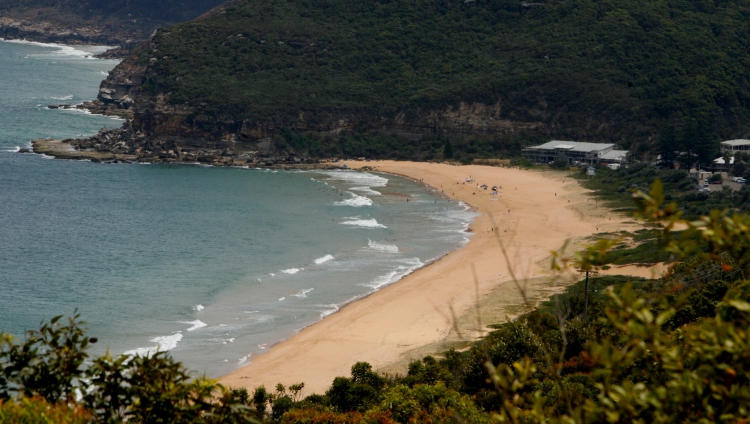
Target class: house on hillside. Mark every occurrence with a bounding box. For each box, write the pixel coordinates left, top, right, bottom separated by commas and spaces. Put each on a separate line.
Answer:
523, 140, 629, 166
707, 155, 735, 173
720, 139, 750, 154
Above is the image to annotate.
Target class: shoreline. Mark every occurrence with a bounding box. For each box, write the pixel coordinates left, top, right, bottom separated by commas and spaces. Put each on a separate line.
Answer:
0, 19, 142, 55
218, 160, 647, 395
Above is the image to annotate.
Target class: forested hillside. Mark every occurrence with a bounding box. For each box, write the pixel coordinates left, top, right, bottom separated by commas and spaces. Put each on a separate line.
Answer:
0, 0, 228, 43
111, 0, 750, 159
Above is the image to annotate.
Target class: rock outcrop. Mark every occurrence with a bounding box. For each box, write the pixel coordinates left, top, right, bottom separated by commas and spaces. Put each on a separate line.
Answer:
0, 17, 142, 48
78, 51, 148, 119
61, 124, 319, 167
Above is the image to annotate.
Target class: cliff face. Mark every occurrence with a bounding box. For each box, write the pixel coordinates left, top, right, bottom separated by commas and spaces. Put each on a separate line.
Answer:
79, 52, 147, 118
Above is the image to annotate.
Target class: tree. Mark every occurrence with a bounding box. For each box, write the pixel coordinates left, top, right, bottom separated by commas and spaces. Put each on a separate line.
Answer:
443, 139, 454, 159
733, 160, 746, 177
551, 158, 569, 169
658, 125, 677, 168
0, 315, 255, 423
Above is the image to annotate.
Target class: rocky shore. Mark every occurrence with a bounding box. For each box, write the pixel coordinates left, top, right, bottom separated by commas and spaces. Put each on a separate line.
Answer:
0, 17, 140, 55
30, 127, 346, 170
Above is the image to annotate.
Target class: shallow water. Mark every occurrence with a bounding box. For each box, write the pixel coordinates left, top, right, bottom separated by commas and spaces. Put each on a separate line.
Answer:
0, 40, 476, 376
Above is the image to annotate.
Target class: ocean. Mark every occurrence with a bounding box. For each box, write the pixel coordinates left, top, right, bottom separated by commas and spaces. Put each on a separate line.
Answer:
0, 39, 476, 377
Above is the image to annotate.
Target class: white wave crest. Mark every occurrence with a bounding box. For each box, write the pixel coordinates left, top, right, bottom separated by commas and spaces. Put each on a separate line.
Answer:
281, 268, 301, 274
52, 94, 73, 100
341, 218, 386, 229
364, 258, 424, 290
318, 170, 388, 187
183, 320, 207, 331
314, 254, 334, 264
350, 186, 382, 195
335, 192, 373, 207
320, 304, 340, 318
238, 354, 250, 363
0, 38, 115, 58
194, 304, 205, 311
279, 297, 286, 301
368, 239, 399, 253
124, 333, 183, 357
292, 288, 314, 298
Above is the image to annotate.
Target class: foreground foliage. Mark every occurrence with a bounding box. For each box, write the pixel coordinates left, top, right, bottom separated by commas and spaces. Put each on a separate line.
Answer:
0, 315, 255, 423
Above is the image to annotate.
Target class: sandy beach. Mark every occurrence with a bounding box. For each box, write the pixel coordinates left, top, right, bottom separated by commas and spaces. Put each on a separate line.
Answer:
219, 161, 648, 395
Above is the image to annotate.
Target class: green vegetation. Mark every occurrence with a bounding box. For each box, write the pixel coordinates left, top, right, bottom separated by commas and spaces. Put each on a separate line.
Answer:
0, 397, 91, 423
265, 130, 533, 162
0, 0, 227, 31
577, 162, 750, 219
0, 313, 255, 423
6, 180, 750, 422
131, 0, 750, 158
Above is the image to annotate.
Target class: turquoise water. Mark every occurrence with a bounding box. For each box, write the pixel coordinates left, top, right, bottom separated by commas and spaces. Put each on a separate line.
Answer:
0, 40, 476, 377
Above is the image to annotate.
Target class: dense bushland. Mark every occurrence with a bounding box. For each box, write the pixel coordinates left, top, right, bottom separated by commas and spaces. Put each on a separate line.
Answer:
129, 0, 750, 156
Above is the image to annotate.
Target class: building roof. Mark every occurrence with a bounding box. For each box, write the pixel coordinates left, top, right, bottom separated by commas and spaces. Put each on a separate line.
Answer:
524, 140, 615, 153
721, 139, 750, 146
714, 156, 735, 165
600, 150, 629, 161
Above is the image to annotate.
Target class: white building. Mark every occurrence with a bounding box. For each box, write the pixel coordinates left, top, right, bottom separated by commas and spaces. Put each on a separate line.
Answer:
720, 139, 750, 154
523, 140, 629, 165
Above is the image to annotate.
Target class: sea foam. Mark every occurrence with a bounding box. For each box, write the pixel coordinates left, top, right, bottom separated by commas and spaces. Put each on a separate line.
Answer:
350, 186, 382, 196
292, 288, 314, 298
1, 38, 113, 58
320, 304, 339, 318
365, 257, 424, 290
335, 192, 373, 207
314, 254, 334, 264
319, 170, 388, 188
368, 239, 399, 253
183, 320, 207, 331
124, 333, 183, 357
281, 268, 301, 274
341, 218, 386, 229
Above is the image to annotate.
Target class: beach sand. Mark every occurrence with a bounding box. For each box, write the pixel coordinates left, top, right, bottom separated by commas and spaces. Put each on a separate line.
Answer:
219, 161, 647, 395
